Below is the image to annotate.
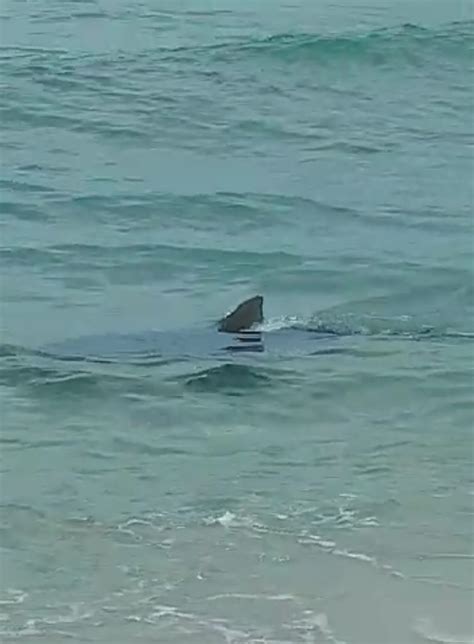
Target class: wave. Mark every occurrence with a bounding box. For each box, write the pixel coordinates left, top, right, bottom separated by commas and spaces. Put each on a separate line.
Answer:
182, 363, 276, 395
2, 21, 471, 92
166, 21, 473, 67
0, 343, 287, 398
0, 241, 299, 266
0, 343, 142, 395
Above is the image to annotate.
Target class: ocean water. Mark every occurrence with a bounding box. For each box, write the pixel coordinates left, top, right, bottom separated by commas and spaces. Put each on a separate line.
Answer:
1, 0, 473, 642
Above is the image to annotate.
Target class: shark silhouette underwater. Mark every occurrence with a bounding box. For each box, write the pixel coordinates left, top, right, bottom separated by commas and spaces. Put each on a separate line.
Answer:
44, 295, 341, 364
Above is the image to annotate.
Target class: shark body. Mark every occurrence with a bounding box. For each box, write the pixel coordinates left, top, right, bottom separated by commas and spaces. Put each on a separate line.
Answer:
44, 296, 338, 363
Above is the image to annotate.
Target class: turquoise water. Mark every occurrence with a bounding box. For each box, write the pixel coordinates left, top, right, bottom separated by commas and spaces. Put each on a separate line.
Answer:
1, 0, 473, 642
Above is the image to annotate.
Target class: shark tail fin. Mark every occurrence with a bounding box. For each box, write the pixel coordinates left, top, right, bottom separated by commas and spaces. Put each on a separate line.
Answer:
218, 295, 264, 333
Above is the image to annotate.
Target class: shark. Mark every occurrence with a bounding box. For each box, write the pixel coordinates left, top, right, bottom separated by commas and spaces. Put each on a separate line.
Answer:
44, 295, 340, 364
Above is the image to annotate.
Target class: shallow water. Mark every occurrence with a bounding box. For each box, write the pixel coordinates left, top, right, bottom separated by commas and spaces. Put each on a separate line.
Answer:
1, 1, 473, 642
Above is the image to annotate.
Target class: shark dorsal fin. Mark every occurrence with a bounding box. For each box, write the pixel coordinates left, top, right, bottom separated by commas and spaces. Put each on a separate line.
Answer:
218, 295, 264, 333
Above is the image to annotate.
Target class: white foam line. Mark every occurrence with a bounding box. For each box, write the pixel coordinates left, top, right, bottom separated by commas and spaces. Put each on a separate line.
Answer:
228, 516, 406, 581
420, 553, 474, 560
299, 532, 407, 579
298, 534, 336, 549
0, 625, 41, 640
49, 630, 76, 639
332, 548, 376, 564
120, 518, 154, 528
0, 590, 28, 606
414, 618, 474, 644
32, 604, 94, 626
115, 526, 142, 541
146, 605, 250, 643
294, 612, 348, 644
206, 592, 296, 602
411, 576, 472, 590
